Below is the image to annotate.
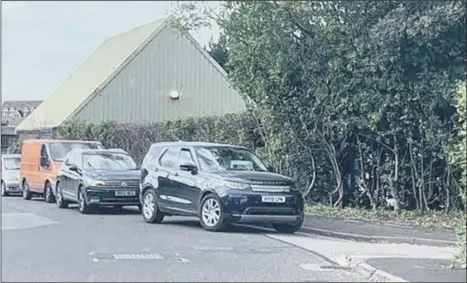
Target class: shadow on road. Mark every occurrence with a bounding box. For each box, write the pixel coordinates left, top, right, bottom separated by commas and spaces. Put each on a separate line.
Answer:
63, 205, 141, 215
163, 218, 272, 234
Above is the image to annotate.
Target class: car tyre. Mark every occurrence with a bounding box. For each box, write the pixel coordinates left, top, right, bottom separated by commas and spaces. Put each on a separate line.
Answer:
78, 187, 91, 214
22, 180, 32, 200
44, 182, 55, 203
55, 182, 69, 208
272, 214, 304, 234
141, 189, 164, 224
199, 193, 227, 232
1, 181, 9, 197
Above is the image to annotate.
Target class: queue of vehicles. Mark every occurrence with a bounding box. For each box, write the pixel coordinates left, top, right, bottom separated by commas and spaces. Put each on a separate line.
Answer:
1, 138, 305, 233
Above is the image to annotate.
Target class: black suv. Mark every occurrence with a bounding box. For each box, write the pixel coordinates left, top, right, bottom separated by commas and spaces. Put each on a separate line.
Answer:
56, 148, 141, 214
139, 142, 304, 233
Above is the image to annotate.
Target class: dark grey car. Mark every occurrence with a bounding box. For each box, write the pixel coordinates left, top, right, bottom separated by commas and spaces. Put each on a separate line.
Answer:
55, 148, 141, 214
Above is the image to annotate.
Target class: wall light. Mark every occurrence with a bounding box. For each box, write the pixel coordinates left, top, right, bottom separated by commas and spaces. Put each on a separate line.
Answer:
169, 89, 180, 100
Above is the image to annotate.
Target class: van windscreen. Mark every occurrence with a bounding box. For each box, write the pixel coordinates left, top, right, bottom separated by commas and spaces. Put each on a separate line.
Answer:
49, 143, 101, 161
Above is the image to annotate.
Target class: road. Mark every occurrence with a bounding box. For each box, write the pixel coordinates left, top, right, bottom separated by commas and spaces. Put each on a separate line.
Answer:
1, 196, 368, 282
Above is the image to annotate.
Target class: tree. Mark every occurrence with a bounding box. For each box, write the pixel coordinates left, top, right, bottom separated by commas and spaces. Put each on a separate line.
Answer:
174, 1, 466, 212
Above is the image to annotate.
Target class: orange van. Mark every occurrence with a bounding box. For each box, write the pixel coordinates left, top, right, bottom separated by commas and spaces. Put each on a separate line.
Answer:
20, 139, 103, 202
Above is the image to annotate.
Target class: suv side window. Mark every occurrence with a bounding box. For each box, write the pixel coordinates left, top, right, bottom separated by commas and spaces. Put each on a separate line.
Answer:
143, 145, 165, 168
159, 147, 179, 169
178, 148, 195, 166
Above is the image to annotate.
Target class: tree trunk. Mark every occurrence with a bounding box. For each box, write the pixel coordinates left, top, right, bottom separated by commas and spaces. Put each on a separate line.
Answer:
303, 154, 317, 199
391, 134, 401, 214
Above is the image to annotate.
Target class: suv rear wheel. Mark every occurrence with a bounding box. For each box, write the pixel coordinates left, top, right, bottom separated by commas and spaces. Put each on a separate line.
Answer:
199, 194, 227, 232
142, 189, 164, 223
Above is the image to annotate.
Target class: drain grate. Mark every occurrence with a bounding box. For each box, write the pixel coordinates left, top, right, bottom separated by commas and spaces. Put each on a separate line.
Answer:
112, 253, 164, 260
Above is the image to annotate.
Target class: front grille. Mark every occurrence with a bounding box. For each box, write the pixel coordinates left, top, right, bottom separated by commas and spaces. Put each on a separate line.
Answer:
104, 180, 139, 187
251, 185, 290, 192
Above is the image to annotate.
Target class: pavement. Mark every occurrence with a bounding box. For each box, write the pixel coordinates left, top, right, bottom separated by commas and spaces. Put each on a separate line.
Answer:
1, 196, 369, 282
300, 214, 458, 247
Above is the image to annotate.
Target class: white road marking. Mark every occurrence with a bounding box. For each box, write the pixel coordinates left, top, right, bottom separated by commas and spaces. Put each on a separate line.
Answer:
1, 212, 57, 230
193, 246, 234, 251
112, 253, 164, 260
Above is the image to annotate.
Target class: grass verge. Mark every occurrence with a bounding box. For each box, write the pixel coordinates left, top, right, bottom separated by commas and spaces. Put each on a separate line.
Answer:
305, 203, 462, 230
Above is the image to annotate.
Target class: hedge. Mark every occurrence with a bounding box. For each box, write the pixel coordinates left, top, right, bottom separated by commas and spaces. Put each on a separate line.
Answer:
58, 112, 261, 164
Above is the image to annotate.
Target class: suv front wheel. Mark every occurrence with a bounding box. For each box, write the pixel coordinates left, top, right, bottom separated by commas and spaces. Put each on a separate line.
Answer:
272, 214, 304, 234
199, 194, 227, 232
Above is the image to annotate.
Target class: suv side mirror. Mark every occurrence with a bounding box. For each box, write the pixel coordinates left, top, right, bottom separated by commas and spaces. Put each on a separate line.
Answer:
267, 165, 275, 172
179, 164, 198, 175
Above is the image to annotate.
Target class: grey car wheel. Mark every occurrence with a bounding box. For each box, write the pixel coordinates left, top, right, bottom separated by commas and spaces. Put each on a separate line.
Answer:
78, 188, 91, 214
56, 183, 68, 208
1, 182, 8, 197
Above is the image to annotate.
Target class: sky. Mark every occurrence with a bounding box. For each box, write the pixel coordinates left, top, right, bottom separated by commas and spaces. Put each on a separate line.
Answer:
1, 1, 220, 102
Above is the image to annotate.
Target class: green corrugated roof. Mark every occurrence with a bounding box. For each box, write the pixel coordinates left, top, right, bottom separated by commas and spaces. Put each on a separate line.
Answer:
16, 19, 165, 132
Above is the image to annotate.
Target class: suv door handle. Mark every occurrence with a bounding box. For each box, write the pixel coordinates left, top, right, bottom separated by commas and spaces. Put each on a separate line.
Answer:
173, 172, 179, 177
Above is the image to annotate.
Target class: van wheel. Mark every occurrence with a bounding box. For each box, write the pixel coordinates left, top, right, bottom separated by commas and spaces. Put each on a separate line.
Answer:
1, 181, 9, 197
78, 187, 91, 214
22, 181, 32, 200
55, 183, 69, 208
44, 183, 55, 203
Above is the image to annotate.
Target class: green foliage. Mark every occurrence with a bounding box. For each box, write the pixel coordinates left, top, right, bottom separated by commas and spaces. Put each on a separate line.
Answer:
7, 139, 21, 154
58, 113, 259, 164
451, 82, 466, 268
306, 203, 462, 230
181, 0, 466, 213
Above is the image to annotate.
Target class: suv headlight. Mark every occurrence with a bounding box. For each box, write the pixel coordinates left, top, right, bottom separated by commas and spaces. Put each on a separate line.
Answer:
220, 180, 250, 190
86, 179, 106, 187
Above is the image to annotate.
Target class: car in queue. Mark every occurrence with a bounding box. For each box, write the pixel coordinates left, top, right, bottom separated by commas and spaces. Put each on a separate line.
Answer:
139, 141, 304, 233
55, 148, 141, 214
1, 154, 21, 196
19, 139, 103, 202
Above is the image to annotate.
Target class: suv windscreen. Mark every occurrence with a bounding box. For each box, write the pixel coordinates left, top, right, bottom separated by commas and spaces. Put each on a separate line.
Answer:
195, 146, 267, 172
82, 152, 137, 170
3, 157, 20, 170
49, 142, 101, 161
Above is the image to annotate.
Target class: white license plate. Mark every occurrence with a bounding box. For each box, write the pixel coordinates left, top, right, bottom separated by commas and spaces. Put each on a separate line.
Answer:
261, 195, 286, 203
115, 190, 136, 196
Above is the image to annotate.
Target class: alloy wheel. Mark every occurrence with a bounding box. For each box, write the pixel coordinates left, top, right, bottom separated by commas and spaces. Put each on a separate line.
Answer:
78, 191, 85, 211
143, 192, 155, 219
56, 185, 62, 205
201, 198, 221, 227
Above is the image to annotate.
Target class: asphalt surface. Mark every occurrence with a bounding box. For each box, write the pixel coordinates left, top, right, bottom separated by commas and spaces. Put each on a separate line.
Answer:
1, 196, 368, 282
366, 257, 467, 282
